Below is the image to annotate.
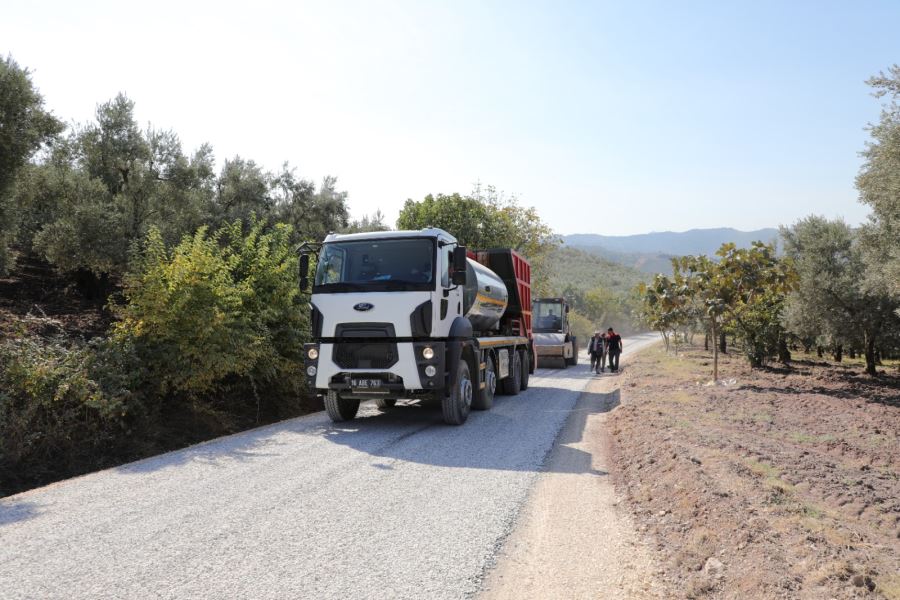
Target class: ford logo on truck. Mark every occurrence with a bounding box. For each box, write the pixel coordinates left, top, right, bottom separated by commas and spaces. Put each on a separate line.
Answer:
353, 302, 374, 312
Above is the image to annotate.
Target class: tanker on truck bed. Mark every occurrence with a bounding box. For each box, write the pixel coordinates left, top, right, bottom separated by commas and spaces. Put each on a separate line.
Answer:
299, 228, 536, 426
532, 297, 577, 367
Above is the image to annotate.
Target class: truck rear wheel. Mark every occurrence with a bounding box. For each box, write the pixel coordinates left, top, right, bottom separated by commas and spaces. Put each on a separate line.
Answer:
442, 361, 473, 425
325, 391, 360, 422
472, 355, 495, 411
374, 398, 396, 410
520, 350, 530, 390
500, 350, 522, 396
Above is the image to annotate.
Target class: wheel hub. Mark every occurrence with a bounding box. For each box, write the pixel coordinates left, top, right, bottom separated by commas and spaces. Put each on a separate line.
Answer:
460, 378, 472, 407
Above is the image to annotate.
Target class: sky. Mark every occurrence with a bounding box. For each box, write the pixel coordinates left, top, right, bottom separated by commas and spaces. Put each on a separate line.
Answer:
3, 0, 898, 235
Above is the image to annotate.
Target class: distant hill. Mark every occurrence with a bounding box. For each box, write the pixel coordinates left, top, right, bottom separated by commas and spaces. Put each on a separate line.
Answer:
543, 246, 648, 295
563, 227, 780, 274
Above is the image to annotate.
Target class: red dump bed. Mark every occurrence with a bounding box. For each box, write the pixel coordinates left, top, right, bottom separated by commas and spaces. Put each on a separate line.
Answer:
474, 249, 532, 338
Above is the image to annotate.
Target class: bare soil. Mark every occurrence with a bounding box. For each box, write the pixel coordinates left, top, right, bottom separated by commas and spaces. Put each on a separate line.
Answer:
0, 252, 113, 340
609, 343, 900, 599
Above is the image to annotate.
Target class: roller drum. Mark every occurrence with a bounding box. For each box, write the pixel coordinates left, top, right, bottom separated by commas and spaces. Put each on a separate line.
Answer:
463, 259, 508, 331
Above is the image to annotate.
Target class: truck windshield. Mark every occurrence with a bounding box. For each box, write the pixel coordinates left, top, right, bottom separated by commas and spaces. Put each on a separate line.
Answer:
313, 238, 436, 293
533, 301, 564, 333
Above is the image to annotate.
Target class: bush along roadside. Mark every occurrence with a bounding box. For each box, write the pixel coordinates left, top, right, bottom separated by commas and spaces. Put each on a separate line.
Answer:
0, 335, 144, 495
0, 219, 313, 497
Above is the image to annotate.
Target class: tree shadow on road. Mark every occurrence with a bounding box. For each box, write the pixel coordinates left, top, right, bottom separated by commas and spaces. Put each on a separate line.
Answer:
114, 417, 322, 475
0, 499, 42, 527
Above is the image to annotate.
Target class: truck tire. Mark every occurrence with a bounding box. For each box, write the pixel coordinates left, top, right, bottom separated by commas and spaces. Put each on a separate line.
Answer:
374, 398, 397, 410
472, 355, 495, 411
325, 391, 360, 422
520, 350, 530, 390
500, 350, 522, 396
442, 361, 473, 425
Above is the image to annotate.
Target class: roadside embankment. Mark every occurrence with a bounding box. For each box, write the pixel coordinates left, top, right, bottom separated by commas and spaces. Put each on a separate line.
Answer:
608, 344, 900, 599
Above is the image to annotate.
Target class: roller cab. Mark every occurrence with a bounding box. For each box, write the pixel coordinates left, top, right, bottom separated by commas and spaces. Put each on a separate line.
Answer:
532, 297, 577, 368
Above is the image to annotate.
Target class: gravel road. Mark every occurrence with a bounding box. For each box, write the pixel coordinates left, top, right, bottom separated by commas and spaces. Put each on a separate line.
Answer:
1, 334, 659, 600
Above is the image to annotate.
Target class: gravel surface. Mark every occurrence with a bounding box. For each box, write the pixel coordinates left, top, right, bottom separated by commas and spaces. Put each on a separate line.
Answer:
1, 335, 658, 600
480, 334, 664, 600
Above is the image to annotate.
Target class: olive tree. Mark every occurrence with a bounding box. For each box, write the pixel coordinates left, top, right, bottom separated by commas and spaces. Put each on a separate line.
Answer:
0, 56, 63, 272
781, 217, 898, 376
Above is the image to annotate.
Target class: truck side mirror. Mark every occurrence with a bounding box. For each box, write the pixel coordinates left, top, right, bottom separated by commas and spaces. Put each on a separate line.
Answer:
299, 254, 310, 291
451, 246, 468, 285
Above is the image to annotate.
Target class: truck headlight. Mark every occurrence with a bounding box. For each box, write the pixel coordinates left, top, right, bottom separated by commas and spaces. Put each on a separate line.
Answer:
424, 365, 436, 377
422, 346, 434, 360
307, 366, 317, 376
307, 347, 319, 360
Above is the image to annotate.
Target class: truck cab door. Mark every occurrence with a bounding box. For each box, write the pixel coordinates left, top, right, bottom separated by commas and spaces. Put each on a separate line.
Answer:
437, 246, 462, 335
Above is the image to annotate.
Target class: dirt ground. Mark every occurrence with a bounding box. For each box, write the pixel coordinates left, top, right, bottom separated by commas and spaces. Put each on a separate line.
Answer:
609, 343, 900, 599
0, 253, 112, 340
481, 336, 665, 600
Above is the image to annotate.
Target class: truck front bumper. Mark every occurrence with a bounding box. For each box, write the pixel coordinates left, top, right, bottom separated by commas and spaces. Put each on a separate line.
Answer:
304, 340, 447, 397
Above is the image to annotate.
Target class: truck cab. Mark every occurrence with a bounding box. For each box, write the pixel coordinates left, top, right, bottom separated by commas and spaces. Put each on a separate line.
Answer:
300, 228, 535, 425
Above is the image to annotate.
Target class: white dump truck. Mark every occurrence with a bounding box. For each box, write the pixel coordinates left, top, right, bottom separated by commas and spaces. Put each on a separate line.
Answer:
299, 228, 536, 425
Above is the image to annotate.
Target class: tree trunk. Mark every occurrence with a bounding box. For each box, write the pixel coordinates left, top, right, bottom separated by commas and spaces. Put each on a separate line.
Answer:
778, 337, 791, 364
817, 346, 823, 358
864, 335, 877, 376
712, 321, 719, 382
833, 345, 843, 363
719, 332, 727, 355
704, 332, 709, 351
848, 348, 856, 359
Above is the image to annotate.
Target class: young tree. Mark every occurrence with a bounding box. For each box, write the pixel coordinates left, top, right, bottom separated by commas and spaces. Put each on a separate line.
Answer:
716, 243, 796, 368
637, 273, 689, 352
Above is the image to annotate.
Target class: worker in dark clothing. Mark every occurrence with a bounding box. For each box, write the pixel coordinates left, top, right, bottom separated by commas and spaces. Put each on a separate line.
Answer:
596, 331, 608, 373
589, 332, 601, 371
606, 327, 622, 372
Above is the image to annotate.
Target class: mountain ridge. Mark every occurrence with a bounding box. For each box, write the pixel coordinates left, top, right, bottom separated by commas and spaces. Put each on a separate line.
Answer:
562, 227, 780, 274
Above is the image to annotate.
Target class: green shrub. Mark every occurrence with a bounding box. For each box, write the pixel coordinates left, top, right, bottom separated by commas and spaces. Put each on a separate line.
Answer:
0, 336, 141, 494
115, 220, 307, 409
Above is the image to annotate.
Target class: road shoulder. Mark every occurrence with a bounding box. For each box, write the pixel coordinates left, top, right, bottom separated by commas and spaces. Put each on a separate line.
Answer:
478, 371, 663, 600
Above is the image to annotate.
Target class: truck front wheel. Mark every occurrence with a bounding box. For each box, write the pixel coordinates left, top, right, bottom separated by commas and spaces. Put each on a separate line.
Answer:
442, 361, 473, 425
325, 391, 360, 422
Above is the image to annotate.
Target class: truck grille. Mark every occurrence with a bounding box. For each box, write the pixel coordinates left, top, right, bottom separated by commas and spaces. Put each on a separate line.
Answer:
332, 323, 398, 369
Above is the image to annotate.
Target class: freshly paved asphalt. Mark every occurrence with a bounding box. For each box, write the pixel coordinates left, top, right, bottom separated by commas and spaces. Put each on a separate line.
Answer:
0, 334, 659, 600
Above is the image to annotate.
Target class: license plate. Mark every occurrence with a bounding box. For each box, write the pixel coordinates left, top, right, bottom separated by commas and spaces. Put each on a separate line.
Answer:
351, 378, 382, 389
